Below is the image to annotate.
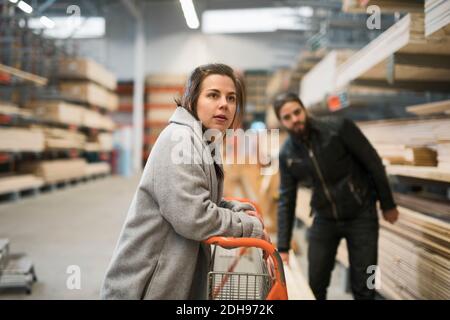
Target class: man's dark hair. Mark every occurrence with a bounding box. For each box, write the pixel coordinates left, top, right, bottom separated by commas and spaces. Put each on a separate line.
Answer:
273, 92, 306, 120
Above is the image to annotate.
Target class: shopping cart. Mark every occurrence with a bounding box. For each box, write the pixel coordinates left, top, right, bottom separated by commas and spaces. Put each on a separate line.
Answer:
205, 198, 288, 300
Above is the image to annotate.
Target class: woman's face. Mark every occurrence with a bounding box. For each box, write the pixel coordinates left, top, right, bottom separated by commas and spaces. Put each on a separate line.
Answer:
196, 74, 237, 132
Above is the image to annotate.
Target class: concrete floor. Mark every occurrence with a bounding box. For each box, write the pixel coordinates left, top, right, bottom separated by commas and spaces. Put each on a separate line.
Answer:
0, 174, 351, 300
0, 175, 140, 299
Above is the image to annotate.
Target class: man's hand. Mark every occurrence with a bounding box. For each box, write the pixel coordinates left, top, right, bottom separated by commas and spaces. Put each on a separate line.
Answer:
280, 252, 289, 266
382, 208, 399, 224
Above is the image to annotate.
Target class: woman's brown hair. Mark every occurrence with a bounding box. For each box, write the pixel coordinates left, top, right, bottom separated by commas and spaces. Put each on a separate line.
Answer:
175, 63, 246, 129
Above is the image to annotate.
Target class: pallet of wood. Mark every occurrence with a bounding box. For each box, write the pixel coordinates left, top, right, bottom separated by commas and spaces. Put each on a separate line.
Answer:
18, 159, 87, 184
425, 0, 450, 37
39, 127, 86, 150
358, 117, 450, 146
58, 58, 117, 91
0, 175, 44, 195
373, 144, 437, 166
60, 82, 119, 112
378, 205, 449, 300
0, 127, 45, 152
85, 162, 111, 176
407, 99, 450, 115
386, 164, 450, 182
394, 192, 450, 220
25, 101, 84, 126
0, 101, 33, 118
82, 109, 115, 131
146, 74, 187, 87
336, 13, 450, 89
97, 133, 114, 151
342, 0, 425, 13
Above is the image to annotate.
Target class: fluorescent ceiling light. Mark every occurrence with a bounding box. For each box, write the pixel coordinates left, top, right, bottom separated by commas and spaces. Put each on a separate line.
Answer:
179, 0, 200, 29
40, 16, 55, 29
202, 7, 313, 34
17, 1, 33, 14
8, 0, 19, 4
28, 17, 105, 39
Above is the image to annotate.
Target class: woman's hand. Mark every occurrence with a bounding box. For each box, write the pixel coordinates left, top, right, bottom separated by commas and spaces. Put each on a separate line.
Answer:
245, 210, 264, 229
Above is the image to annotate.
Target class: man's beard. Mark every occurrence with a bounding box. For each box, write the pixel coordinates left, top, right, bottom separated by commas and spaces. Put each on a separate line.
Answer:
288, 119, 309, 140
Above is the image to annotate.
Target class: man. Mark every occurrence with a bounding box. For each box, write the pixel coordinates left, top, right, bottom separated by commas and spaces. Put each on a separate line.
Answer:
274, 92, 399, 300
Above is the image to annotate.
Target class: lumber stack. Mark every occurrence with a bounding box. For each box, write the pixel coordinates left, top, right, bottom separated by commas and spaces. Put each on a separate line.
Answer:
437, 143, 450, 170
19, 159, 87, 183
378, 206, 450, 300
300, 50, 355, 107
0, 101, 33, 118
82, 109, 115, 131
40, 127, 86, 150
0, 127, 45, 152
358, 118, 450, 167
25, 101, 84, 126
373, 144, 437, 166
425, 0, 450, 37
394, 192, 450, 220
0, 175, 44, 195
342, 0, 425, 13
60, 82, 119, 112
85, 162, 111, 176
144, 74, 185, 158
407, 99, 450, 115
245, 71, 270, 113
58, 58, 117, 91
336, 13, 450, 89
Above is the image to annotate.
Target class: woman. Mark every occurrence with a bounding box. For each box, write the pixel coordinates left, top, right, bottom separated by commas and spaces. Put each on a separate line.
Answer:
101, 63, 266, 300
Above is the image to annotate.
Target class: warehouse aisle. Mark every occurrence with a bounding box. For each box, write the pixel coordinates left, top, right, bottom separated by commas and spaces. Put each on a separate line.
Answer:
0, 175, 140, 299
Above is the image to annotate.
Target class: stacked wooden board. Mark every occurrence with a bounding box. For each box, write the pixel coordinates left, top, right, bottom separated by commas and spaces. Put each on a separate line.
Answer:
425, 0, 450, 36
0, 127, 45, 152
245, 71, 270, 113
60, 82, 119, 112
39, 127, 86, 150
300, 50, 355, 107
0, 175, 44, 195
58, 58, 118, 111
342, 0, 425, 13
25, 101, 84, 126
407, 99, 450, 115
336, 13, 450, 89
358, 117, 450, 177
18, 159, 88, 183
378, 206, 449, 300
144, 74, 185, 160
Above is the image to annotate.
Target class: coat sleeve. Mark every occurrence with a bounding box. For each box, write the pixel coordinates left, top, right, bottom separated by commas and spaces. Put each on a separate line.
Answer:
151, 133, 264, 242
277, 150, 298, 253
219, 199, 256, 212
339, 118, 396, 211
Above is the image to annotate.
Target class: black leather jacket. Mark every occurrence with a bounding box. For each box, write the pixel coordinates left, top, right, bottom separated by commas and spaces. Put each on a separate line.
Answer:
277, 116, 396, 252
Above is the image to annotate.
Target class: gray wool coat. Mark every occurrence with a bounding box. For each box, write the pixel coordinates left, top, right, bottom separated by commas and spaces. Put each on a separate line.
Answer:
100, 107, 263, 300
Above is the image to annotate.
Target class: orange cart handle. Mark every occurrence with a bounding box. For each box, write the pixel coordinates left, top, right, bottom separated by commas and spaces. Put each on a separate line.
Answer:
205, 236, 287, 291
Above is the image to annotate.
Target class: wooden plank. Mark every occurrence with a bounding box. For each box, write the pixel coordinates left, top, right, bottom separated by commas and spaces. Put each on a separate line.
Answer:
0, 63, 48, 86
386, 164, 450, 183
407, 99, 450, 115
342, 0, 425, 13
425, 0, 450, 36
60, 82, 119, 111
18, 159, 87, 184
26, 101, 84, 126
0, 102, 33, 117
394, 192, 450, 220
336, 13, 450, 89
300, 50, 355, 107
0, 128, 45, 152
0, 175, 44, 195
59, 58, 117, 91
85, 162, 111, 176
